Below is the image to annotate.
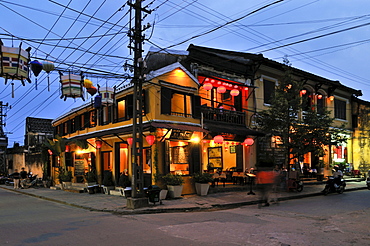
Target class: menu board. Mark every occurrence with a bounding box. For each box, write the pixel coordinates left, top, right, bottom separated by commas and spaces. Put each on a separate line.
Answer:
74, 160, 85, 176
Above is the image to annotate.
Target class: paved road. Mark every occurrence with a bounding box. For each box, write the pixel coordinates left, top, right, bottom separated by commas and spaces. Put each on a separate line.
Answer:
1, 188, 369, 246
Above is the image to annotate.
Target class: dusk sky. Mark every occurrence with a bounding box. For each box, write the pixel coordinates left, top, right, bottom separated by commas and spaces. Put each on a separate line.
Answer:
1, 0, 370, 146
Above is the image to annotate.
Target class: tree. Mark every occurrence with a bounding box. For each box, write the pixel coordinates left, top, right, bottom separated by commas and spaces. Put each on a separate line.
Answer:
256, 57, 347, 168
42, 135, 88, 182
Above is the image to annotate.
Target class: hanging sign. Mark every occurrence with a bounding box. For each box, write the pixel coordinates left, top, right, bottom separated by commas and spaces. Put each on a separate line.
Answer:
170, 129, 193, 140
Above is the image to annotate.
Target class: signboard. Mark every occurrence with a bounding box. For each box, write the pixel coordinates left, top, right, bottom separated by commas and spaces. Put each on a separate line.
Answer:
74, 160, 85, 176
170, 129, 193, 140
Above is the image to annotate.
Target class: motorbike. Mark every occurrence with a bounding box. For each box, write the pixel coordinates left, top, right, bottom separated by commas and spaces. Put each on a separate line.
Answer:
322, 176, 346, 195
21, 174, 40, 188
366, 170, 370, 190
287, 178, 303, 192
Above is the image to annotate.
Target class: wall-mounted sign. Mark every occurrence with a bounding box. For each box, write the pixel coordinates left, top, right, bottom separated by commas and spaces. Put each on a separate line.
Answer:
170, 129, 193, 140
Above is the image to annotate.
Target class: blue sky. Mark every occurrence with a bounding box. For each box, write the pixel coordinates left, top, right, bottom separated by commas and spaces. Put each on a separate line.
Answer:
1, 0, 370, 146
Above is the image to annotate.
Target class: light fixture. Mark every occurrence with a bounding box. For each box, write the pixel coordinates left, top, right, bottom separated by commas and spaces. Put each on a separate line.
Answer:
214, 135, 224, 144
230, 89, 239, 97
65, 145, 70, 152
217, 86, 226, 93
127, 137, 133, 145
300, 89, 307, 95
329, 95, 334, 101
203, 82, 213, 91
317, 94, 323, 99
95, 140, 102, 149
48, 149, 53, 155
145, 135, 156, 146
244, 138, 254, 146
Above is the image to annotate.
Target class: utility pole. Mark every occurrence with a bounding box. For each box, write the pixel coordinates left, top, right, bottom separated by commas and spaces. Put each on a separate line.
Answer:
0, 101, 9, 174
127, 0, 151, 199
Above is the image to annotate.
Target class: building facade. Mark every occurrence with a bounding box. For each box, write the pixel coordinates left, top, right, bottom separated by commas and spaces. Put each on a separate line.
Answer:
50, 44, 365, 194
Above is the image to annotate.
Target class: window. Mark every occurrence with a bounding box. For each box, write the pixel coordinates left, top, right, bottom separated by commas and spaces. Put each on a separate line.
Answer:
317, 94, 325, 114
169, 143, 189, 175
171, 93, 192, 117
161, 87, 194, 117
263, 79, 275, 105
334, 99, 346, 120
117, 98, 126, 121
302, 90, 312, 112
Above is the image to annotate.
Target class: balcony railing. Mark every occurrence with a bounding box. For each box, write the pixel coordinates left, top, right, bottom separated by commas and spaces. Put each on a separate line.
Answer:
201, 107, 246, 125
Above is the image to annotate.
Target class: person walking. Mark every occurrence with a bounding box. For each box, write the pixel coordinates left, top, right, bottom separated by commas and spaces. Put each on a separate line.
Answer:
20, 167, 28, 188
11, 169, 20, 189
256, 165, 276, 208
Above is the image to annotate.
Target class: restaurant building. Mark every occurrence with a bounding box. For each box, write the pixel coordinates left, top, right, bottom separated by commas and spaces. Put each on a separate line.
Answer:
50, 44, 363, 194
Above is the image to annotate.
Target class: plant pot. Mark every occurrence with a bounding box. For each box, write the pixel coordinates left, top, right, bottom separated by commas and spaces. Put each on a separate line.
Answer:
167, 185, 183, 198
195, 183, 210, 196
160, 189, 168, 200
62, 181, 72, 189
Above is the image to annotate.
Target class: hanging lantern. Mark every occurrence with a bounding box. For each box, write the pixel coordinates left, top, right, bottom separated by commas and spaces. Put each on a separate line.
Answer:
59, 72, 84, 101
42, 60, 55, 91
214, 135, 224, 144
244, 138, 254, 146
203, 82, 213, 91
230, 89, 239, 97
217, 86, 226, 93
317, 94, 323, 99
100, 87, 114, 104
127, 137, 133, 145
65, 145, 70, 152
87, 86, 97, 96
146, 135, 155, 146
0, 41, 31, 88
30, 60, 43, 90
83, 79, 93, 88
300, 89, 307, 96
95, 140, 102, 149
48, 149, 53, 155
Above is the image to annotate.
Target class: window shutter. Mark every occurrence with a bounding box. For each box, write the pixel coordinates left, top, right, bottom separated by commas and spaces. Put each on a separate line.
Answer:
234, 93, 242, 111
126, 94, 133, 118
192, 95, 201, 118
161, 87, 172, 115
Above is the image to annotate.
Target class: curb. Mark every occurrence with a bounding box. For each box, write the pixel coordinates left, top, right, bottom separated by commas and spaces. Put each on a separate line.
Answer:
1, 185, 368, 215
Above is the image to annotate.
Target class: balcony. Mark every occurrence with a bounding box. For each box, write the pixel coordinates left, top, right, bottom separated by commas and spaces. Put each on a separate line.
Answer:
201, 107, 246, 125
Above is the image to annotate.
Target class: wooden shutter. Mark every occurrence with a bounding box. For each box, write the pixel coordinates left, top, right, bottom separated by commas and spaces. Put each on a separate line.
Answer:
192, 95, 201, 119
161, 87, 172, 115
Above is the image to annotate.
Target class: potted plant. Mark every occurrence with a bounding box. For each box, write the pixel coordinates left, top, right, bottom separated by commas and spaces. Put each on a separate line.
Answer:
58, 170, 73, 189
162, 173, 184, 198
192, 172, 213, 196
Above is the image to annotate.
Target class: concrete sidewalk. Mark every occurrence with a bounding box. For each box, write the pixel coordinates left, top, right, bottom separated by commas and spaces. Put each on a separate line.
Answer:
0, 180, 367, 215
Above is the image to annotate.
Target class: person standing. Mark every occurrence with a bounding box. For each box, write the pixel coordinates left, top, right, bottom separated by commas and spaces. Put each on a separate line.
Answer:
20, 167, 28, 188
11, 169, 20, 189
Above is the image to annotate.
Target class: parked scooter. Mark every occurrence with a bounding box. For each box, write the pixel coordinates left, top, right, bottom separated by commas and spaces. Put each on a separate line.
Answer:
322, 176, 346, 195
366, 170, 370, 190
21, 174, 40, 188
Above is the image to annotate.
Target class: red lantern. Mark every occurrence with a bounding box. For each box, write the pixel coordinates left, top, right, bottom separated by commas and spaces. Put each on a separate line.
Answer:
230, 89, 239, 97
203, 82, 213, 91
300, 89, 307, 95
127, 137, 133, 145
146, 135, 156, 145
217, 86, 226, 93
65, 145, 70, 152
214, 135, 224, 144
244, 138, 254, 146
95, 140, 102, 149
317, 94, 323, 99
48, 149, 53, 155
